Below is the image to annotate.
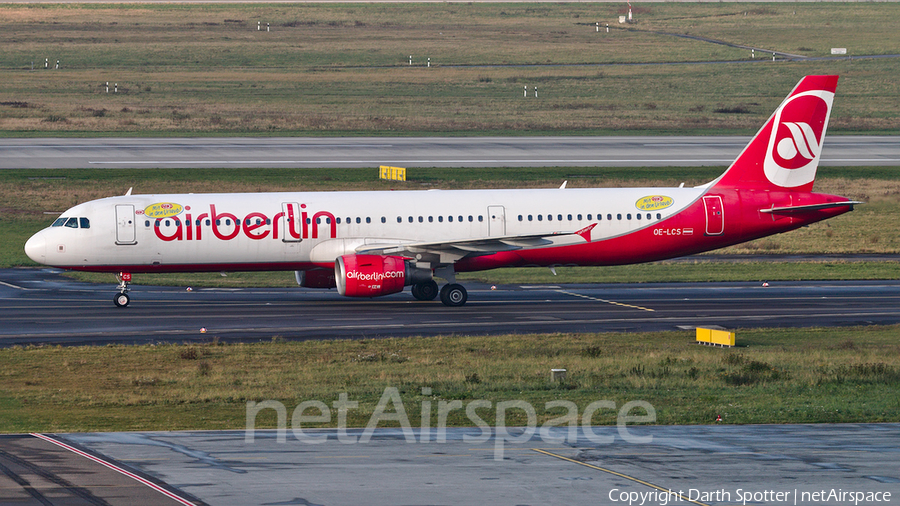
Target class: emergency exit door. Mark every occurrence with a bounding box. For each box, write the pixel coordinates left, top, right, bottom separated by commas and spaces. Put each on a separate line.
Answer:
488, 205, 506, 237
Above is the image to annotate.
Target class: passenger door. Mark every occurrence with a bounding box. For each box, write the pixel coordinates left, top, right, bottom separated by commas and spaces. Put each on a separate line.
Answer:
703, 195, 724, 236
115, 204, 137, 245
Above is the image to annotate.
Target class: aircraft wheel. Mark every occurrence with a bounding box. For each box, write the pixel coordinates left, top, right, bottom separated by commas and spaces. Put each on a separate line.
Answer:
114, 293, 130, 308
412, 280, 439, 301
439, 284, 468, 307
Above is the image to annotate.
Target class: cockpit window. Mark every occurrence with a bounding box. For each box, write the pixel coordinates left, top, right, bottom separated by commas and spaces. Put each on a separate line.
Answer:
51, 216, 90, 229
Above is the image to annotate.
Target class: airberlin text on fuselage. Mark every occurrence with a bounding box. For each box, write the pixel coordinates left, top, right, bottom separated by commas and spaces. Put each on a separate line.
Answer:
150, 203, 336, 242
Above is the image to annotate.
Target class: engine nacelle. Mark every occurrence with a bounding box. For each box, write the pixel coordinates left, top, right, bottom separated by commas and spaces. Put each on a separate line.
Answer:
295, 268, 336, 289
335, 254, 431, 298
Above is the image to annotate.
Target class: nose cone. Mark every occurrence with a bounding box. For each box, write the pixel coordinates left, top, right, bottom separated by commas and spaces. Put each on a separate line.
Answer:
24, 230, 48, 264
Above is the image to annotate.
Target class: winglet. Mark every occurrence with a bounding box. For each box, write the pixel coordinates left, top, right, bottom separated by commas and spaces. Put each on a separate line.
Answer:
575, 223, 597, 242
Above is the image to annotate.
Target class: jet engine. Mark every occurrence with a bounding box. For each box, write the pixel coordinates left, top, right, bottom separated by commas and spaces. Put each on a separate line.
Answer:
335, 254, 432, 298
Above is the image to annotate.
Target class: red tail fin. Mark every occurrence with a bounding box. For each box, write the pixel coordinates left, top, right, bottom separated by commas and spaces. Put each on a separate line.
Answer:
712, 75, 838, 192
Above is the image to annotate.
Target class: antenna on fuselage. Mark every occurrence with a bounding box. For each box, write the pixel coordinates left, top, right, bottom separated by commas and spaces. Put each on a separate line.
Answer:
124, 187, 133, 196
559, 181, 568, 189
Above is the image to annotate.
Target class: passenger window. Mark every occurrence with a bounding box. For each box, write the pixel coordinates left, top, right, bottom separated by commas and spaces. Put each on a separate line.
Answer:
448, 216, 453, 222
607, 214, 613, 221
397, 217, 402, 223
429, 216, 434, 223
418, 216, 424, 223
558, 214, 563, 221
627, 214, 632, 220
617, 214, 622, 220
636, 214, 642, 220
478, 216, 483, 222
356, 217, 362, 224
528, 215, 533, 221
468, 216, 473, 222
518, 215, 523, 221
547, 215, 553, 221
458, 216, 463, 222
366, 217, 372, 224
537, 215, 543, 221
381, 217, 386, 224
438, 216, 444, 223
587, 214, 593, 220
577, 214, 582, 220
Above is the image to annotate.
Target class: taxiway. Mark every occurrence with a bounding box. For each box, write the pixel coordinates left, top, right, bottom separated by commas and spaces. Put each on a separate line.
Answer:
1, 268, 899, 346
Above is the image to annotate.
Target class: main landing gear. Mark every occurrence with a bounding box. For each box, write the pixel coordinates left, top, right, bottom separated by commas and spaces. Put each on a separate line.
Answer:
411, 280, 439, 301
114, 272, 131, 307
439, 284, 468, 307
410, 280, 468, 307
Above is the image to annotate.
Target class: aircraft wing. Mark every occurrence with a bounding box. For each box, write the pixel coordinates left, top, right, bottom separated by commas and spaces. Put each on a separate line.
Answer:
356, 224, 596, 261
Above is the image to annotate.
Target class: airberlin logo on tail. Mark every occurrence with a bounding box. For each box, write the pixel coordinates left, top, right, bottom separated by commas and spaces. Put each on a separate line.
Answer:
777, 122, 818, 162
763, 90, 833, 188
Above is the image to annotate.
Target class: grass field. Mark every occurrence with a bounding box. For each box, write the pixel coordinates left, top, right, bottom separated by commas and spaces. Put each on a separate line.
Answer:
2, 326, 899, 433
1, 3, 899, 136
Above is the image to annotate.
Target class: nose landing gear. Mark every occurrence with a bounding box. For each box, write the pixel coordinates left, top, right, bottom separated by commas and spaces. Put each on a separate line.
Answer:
114, 272, 131, 307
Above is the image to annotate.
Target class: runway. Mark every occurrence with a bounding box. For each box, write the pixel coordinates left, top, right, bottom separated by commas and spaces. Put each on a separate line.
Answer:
2, 268, 899, 346
3, 425, 899, 506
2, 135, 899, 169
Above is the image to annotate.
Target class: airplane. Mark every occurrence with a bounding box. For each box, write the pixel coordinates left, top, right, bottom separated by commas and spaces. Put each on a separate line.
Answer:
25, 75, 861, 308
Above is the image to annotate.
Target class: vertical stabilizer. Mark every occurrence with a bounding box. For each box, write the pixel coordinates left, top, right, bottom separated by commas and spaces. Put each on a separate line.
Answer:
711, 75, 838, 192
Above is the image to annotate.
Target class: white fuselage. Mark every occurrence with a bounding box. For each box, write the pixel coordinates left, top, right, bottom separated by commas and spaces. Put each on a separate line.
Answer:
26, 186, 705, 272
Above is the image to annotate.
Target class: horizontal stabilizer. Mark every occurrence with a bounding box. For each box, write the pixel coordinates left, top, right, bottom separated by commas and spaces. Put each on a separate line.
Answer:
760, 201, 863, 214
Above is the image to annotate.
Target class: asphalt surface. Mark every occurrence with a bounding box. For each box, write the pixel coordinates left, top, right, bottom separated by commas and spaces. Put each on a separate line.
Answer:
4, 425, 899, 506
2, 136, 899, 169
1, 268, 899, 346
